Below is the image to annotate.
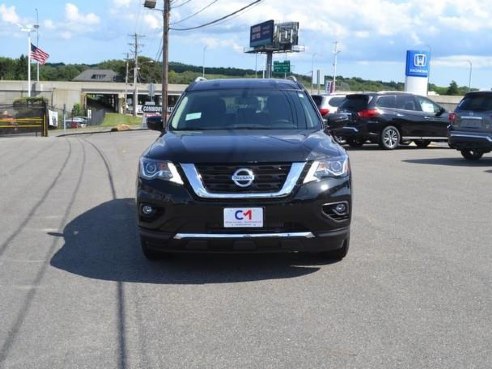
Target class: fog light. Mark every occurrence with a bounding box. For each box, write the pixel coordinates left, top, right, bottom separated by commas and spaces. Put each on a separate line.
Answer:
142, 205, 154, 215
334, 203, 347, 215
322, 201, 350, 222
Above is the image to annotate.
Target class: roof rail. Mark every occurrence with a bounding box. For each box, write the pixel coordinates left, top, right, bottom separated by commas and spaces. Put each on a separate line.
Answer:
286, 75, 304, 89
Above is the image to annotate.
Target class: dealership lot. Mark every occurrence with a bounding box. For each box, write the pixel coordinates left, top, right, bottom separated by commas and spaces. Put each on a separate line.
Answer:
0, 131, 490, 369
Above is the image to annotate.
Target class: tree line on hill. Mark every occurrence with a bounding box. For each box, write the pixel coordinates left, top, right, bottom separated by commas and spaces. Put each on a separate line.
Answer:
0, 55, 473, 95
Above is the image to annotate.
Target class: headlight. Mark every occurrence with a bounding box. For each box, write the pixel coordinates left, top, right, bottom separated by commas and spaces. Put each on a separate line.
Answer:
139, 158, 183, 184
303, 156, 350, 183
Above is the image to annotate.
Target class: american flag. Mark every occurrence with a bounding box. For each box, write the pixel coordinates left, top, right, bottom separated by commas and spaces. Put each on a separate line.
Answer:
30, 43, 49, 64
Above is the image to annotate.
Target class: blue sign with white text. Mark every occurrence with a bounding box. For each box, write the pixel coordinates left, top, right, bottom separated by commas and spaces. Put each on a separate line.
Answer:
250, 20, 274, 48
405, 50, 431, 78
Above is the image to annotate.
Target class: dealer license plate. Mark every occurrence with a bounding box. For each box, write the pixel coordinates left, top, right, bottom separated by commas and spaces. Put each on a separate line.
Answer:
461, 118, 482, 128
224, 208, 263, 228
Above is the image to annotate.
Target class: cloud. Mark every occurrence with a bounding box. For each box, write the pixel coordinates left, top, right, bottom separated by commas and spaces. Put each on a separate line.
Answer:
44, 19, 56, 30
434, 55, 492, 69
65, 3, 100, 26
143, 13, 161, 30
0, 4, 20, 24
112, 0, 132, 7
40, 3, 102, 40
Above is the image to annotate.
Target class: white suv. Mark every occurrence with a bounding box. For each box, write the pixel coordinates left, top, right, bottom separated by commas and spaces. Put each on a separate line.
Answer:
311, 94, 346, 117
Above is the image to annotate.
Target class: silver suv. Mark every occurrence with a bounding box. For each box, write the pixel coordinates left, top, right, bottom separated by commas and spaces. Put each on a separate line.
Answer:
448, 91, 492, 160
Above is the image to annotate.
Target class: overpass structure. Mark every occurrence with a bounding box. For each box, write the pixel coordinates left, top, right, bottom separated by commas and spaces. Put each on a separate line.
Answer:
0, 80, 188, 115
0, 80, 462, 117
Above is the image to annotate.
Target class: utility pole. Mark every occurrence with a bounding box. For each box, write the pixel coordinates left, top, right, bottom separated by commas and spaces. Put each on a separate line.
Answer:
130, 33, 143, 117
162, 0, 170, 123
143, 0, 170, 123
124, 53, 129, 114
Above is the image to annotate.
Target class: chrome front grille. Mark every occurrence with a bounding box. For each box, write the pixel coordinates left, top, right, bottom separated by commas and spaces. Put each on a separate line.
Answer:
180, 162, 308, 199
195, 163, 291, 193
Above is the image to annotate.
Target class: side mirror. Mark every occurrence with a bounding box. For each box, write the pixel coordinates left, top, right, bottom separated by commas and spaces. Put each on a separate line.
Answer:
146, 116, 164, 131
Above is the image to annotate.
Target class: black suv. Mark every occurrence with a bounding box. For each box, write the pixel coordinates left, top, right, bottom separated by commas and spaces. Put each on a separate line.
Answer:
448, 91, 492, 160
136, 78, 352, 260
326, 92, 448, 149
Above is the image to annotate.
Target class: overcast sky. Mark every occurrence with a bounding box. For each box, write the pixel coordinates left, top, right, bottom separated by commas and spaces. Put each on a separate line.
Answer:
1, 0, 491, 89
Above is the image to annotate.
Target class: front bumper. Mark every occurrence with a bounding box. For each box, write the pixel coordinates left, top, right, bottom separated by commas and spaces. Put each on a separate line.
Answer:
140, 227, 350, 253
137, 175, 351, 253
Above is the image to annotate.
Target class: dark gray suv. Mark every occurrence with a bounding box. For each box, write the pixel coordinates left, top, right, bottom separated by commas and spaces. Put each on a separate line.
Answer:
448, 91, 492, 160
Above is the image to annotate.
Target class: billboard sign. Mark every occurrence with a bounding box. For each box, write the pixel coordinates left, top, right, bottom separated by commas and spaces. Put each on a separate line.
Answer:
405, 50, 431, 78
250, 20, 274, 48
275, 22, 299, 46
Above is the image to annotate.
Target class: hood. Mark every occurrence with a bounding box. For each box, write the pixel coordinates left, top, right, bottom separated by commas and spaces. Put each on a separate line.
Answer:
143, 130, 344, 163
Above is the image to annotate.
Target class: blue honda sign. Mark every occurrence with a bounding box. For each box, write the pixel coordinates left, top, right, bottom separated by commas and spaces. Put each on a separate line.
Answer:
405, 50, 431, 78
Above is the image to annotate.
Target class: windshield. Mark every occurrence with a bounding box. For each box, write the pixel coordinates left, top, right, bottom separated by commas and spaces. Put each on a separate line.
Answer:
169, 88, 321, 130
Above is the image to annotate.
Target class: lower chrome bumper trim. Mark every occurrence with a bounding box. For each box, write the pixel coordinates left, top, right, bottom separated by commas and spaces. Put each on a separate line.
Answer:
174, 232, 315, 239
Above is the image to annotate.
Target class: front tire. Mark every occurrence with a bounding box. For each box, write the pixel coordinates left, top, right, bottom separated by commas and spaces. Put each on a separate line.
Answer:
379, 125, 400, 150
461, 149, 484, 160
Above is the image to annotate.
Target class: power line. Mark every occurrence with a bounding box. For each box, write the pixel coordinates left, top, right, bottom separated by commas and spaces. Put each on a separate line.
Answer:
171, 0, 193, 9
170, 0, 262, 31
154, 37, 163, 62
171, 0, 219, 26
215, 0, 258, 24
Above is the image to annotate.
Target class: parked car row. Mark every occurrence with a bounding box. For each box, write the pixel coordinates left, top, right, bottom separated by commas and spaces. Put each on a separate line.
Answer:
314, 91, 492, 160
134, 78, 492, 262
320, 92, 448, 150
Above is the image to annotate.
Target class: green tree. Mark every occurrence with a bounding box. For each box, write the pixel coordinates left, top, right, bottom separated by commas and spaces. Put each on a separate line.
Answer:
0, 57, 18, 79
446, 80, 460, 95
72, 103, 84, 116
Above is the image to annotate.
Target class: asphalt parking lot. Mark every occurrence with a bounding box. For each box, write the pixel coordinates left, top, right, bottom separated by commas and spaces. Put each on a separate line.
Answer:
0, 131, 490, 369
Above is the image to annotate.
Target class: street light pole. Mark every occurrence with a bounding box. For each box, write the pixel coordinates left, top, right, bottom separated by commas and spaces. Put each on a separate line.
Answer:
27, 30, 31, 97
19, 25, 34, 97
311, 53, 317, 92
202, 45, 207, 78
332, 41, 341, 93
467, 60, 473, 90
34, 8, 40, 83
